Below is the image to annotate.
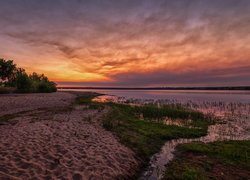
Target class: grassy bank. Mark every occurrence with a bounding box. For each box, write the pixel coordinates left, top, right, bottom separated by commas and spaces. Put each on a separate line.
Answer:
164, 141, 250, 179
102, 104, 213, 163
76, 95, 215, 174
132, 104, 215, 129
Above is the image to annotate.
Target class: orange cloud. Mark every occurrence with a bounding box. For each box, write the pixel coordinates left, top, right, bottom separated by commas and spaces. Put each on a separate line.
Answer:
0, 0, 250, 86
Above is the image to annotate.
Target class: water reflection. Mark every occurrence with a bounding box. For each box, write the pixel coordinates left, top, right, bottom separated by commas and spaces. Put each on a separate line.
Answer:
61, 89, 250, 103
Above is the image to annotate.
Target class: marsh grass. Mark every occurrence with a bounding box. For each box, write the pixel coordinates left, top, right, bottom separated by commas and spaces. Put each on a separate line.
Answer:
74, 93, 106, 112
132, 104, 215, 129
178, 141, 250, 168
74, 92, 103, 105
72, 94, 216, 176
164, 141, 250, 180
102, 103, 214, 167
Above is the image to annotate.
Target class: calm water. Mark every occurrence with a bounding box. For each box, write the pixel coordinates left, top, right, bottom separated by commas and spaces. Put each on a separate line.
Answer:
60, 89, 250, 103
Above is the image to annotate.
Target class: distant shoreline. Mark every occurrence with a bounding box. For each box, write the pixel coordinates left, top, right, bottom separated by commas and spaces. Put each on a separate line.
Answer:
58, 86, 250, 91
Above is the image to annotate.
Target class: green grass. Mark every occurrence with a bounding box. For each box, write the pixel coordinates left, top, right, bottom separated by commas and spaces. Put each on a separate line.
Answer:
72, 94, 216, 177
74, 92, 105, 111
75, 93, 101, 104
178, 141, 250, 168
164, 163, 207, 180
102, 103, 214, 166
132, 104, 215, 129
74, 95, 214, 162
74, 92, 106, 106
164, 141, 250, 180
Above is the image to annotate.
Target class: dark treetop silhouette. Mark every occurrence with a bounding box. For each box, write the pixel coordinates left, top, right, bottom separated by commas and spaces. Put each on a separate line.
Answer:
0, 58, 56, 93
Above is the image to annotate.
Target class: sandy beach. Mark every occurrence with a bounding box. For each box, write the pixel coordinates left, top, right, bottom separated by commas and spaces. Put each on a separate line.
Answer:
0, 92, 138, 179
0, 92, 75, 116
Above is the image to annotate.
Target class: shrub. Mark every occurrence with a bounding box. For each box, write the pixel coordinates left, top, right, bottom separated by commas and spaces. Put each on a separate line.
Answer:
37, 81, 57, 93
0, 58, 57, 93
0, 59, 16, 83
0, 87, 16, 94
15, 72, 32, 93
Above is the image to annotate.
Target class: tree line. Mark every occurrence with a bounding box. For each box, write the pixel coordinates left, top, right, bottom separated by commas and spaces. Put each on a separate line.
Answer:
0, 58, 57, 93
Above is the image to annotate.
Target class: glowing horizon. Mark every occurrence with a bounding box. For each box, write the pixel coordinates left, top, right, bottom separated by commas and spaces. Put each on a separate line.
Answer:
1, 0, 250, 87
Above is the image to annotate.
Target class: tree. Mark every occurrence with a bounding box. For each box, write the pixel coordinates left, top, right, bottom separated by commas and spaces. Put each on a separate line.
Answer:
7, 68, 26, 87
29, 72, 48, 82
0, 59, 16, 84
15, 69, 32, 93
0, 58, 57, 93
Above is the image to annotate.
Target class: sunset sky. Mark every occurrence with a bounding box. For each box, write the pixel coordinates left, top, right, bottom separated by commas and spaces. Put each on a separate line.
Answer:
0, 0, 250, 87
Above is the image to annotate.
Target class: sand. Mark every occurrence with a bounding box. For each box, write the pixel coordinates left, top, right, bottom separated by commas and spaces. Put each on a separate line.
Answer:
0, 93, 139, 179
0, 92, 75, 116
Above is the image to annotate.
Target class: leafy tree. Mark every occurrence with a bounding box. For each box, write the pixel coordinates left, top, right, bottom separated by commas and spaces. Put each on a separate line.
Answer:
0, 59, 16, 84
29, 72, 48, 82
0, 58, 57, 93
7, 68, 26, 87
15, 69, 32, 93
29, 72, 57, 92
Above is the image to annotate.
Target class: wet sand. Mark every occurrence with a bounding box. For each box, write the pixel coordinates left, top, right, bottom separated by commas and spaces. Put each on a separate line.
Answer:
0, 92, 138, 179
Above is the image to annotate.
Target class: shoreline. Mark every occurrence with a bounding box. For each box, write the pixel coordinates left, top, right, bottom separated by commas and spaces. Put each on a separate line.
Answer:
57, 86, 250, 91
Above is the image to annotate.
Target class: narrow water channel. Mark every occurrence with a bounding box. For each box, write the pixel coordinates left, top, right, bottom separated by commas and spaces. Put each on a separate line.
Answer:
140, 115, 250, 180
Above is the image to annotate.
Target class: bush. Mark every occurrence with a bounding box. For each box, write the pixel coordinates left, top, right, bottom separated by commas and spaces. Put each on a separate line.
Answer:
0, 87, 16, 94
16, 72, 32, 93
0, 59, 16, 82
29, 72, 57, 93
15, 76, 57, 93
37, 81, 57, 93
0, 58, 57, 93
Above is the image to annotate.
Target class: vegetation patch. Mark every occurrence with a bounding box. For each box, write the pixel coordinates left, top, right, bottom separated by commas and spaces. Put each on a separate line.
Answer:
102, 103, 214, 169
0, 58, 57, 93
73, 92, 106, 112
0, 111, 31, 125
0, 114, 18, 125
132, 104, 215, 129
0, 87, 16, 94
164, 141, 250, 180
72, 93, 217, 177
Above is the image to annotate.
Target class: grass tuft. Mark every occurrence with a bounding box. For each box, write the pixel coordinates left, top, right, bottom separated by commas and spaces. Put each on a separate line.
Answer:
164, 140, 250, 180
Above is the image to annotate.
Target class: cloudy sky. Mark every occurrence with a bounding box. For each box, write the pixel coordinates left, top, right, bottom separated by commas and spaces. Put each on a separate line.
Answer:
0, 0, 250, 87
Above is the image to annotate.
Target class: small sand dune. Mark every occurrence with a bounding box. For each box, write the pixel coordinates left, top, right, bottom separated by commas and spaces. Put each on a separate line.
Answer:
0, 93, 139, 179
